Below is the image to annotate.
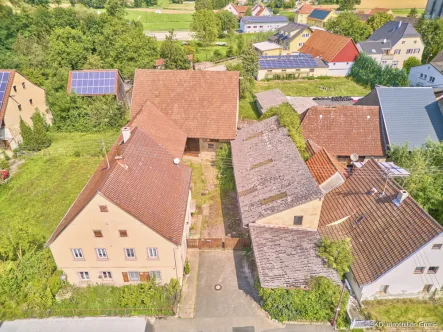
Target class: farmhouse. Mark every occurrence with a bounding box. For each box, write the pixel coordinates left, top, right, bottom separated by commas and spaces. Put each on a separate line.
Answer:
299, 30, 359, 76
268, 23, 313, 54
319, 159, 443, 301
131, 70, 239, 155
0, 70, 52, 151
409, 49, 443, 87
294, 3, 315, 24
222, 3, 249, 18
357, 20, 424, 69
257, 54, 328, 81
240, 16, 289, 33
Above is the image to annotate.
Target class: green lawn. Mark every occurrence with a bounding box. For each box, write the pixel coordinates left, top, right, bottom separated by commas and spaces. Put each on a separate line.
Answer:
364, 299, 443, 326
126, 10, 193, 30
239, 78, 371, 120
0, 131, 119, 240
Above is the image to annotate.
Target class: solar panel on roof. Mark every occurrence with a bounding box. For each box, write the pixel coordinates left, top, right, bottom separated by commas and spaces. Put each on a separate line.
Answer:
259, 54, 318, 69
0, 72, 11, 110
70, 71, 117, 95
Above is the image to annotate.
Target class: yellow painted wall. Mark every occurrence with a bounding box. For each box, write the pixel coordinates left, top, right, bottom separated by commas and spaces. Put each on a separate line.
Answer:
256, 47, 282, 56
288, 28, 312, 53
294, 13, 308, 24
50, 192, 191, 286
255, 198, 323, 229
3, 72, 52, 149
257, 66, 328, 80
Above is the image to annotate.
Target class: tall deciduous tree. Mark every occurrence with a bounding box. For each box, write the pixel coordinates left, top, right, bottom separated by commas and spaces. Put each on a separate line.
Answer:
337, 0, 357, 10
216, 10, 237, 35
366, 12, 394, 31
160, 30, 191, 70
415, 18, 443, 63
403, 56, 421, 74
195, 0, 213, 10
325, 11, 372, 43
105, 0, 126, 17
190, 9, 220, 45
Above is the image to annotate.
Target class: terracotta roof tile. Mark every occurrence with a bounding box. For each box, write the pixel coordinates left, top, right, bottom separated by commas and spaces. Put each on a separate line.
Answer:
306, 147, 348, 185
131, 70, 239, 140
46, 113, 191, 246
299, 30, 355, 63
297, 4, 314, 15
318, 159, 443, 286
301, 106, 385, 157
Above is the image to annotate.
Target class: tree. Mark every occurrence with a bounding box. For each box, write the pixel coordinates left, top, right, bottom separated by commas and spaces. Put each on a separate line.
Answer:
408, 8, 418, 18
195, 0, 213, 10
245, 7, 252, 16
105, 0, 127, 17
19, 111, 52, 151
190, 9, 220, 45
145, 0, 157, 6
325, 12, 372, 43
403, 56, 421, 74
241, 45, 258, 77
415, 18, 443, 63
318, 238, 353, 278
216, 10, 237, 35
236, 34, 245, 55
337, 0, 357, 11
159, 30, 191, 70
367, 12, 394, 31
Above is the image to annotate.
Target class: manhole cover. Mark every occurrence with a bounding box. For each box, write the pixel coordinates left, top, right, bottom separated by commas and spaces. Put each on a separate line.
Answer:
214, 284, 222, 291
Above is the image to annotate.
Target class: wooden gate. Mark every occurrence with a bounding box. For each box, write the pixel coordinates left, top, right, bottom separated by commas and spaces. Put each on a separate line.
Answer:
187, 237, 250, 250
224, 237, 251, 250
198, 238, 223, 249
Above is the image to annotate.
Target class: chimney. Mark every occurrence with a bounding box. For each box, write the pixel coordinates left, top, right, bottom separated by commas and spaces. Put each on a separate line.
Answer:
122, 127, 131, 143
383, 38, 387, 44
393, 190, 408, 206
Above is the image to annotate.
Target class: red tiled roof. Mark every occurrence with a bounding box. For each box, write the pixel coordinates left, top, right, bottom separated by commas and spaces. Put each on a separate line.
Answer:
235, 5, 249, 13
301, 106, 385, 157
318, 159, 443, 286
297, 4, 314, 15
46, 112, 191, 246
306, 147, 348, 185
299, 30, 353, 63
131, 70, 239, 140
0, 70, 15, 124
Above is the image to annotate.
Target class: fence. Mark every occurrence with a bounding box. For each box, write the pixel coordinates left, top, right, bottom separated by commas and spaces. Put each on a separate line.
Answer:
187, 237, 250, 250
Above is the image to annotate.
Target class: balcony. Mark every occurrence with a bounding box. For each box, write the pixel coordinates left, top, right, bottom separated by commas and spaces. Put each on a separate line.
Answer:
381, 54, 395, 61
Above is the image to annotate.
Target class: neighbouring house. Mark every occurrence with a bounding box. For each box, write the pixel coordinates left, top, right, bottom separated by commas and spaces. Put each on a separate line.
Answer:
253, 41, 282, 56
222, 3, 249, 18
232, 116, 341, 289
131, 70, 239, 155
355, 86, 443, 149
46, 106, 193, 286
267, 22, 313, 54
154, 54, 194, 70
425, 0, 443, 19
68, 69, 131, 108
394, 16, 419, 27
409, 49, 443, 87
231, 116, 324, 229
251, 3, 272, 16
356, 13, 371, 22
256, 54, 328, 80
306, 145, 348, 194
254, 89, 287, 114
299, 30, 359, 76
368, 7, 393, 15
240, 16, 289, 33
357, 21, 424, 69
301, 105, 385, 164
0, 70, 52, 151
306, 8, 335, 28
318, 159, 443, 301
294, 4, 315, 24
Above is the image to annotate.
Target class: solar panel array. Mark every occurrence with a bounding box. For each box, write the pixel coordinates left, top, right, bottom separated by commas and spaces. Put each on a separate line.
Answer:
242, 16, 288, 24
259, 54, 318, 69
0, 72, 11, 111
70, 71, 116, 95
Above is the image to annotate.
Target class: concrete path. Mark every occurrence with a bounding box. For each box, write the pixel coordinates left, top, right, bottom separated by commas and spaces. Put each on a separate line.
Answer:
178, 250, 199, 318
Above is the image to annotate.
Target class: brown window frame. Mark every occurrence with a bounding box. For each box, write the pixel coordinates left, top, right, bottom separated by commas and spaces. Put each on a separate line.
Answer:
119, 230, 128, 237
99, 205, 108, 212
93, 230, 103, 237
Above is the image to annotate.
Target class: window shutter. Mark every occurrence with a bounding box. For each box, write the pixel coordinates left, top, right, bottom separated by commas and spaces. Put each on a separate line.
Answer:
140, 272, 149, 282
122, 272, 129, 282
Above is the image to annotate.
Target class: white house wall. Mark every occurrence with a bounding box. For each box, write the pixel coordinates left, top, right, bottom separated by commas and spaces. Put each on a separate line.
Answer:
327, 62, 353, 76
409, 64, 443, 87
240, 21, 288, 33
352, 234, 443, 301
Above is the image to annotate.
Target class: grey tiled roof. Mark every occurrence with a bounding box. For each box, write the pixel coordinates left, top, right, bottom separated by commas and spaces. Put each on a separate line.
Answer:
368, 20, 421, 46
279, 22, 308, 33
254, 89, 287, 112
376, 87, 443, 149
250, 224, 341, 288
231, 116, 323, 227
241, 16, 288, 24
358, 40, 391, 55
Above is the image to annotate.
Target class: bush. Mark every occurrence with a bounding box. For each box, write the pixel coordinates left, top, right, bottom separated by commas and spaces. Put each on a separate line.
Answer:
19, 111, 52, 151
258, 276, 348, 326
215, 143, 235, 193
318, 238, 353, 278
184, 259, 190, 275
211, 49, 224, 62
260, 103, 308, 159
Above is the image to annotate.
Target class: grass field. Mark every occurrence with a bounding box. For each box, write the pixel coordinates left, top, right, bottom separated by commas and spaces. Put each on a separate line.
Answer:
239, 78, 371, 120
391, 8, 425, 16
0, 131, 118, 240
357, 0, 426, 8
364, 299, 443, 326
126, 10, 193, 31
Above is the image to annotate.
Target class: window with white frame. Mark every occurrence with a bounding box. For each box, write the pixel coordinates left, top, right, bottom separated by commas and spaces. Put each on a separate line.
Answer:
101, 271, 112, 280
96, 248, 108, 259
406, 49, 413, 54
148, 248, 158, 259
79, 271, 90, 280
419, 73, 424, 79
125, 248, 136, 259
149, 271, 162, 280
382, 60, 387, 65
402, 41, 405, 44
298, 42, 303, 47
414, 48, 420, 54
128, 271, 140, 281
72, 248, 84, 259
394, 49, 401, 54
429, 76, 435, 83
392, 61, 398, 67
424, 74, 428, 80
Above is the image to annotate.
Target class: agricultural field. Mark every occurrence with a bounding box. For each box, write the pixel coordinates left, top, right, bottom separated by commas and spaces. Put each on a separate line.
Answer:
357, 0, 426, 8
126, 10, 193, 31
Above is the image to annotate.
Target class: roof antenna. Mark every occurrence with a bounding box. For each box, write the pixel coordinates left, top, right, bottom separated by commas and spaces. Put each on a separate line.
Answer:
380, 170, 392, 197
102, 140, 110, 170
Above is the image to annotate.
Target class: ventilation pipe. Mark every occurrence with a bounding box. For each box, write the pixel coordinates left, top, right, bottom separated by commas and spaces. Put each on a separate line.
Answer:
122, 127, 131, 143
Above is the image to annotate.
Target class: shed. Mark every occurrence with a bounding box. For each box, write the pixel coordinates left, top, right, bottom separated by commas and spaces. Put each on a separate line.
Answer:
254, 89, 287, 114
